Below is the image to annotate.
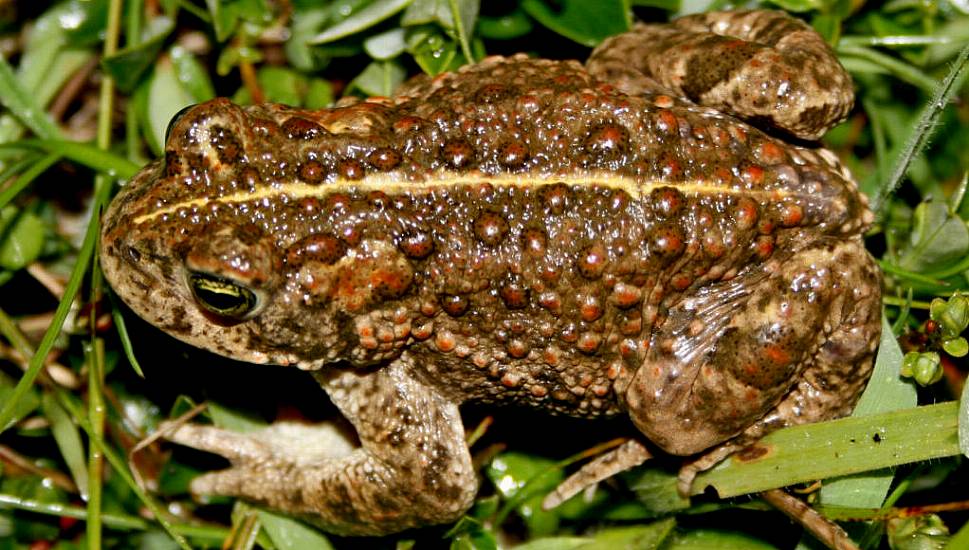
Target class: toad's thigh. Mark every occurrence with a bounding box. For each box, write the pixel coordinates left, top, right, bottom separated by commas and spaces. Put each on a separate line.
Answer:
620, 237, 880, 456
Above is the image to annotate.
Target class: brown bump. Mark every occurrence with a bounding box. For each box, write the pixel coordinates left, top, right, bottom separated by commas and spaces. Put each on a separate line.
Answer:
475, 83, 513, 104
577, 243, 608, 279
779, 203, 803, 227
578, 293, 603, 322
650, 186, 685, 218
651, 224, 685, 256
500, 371, 522, 387
584, 122, 629, 161
538, 291, 562, 315
499, 280, 530, 309
506, 339, 529, 359
299, 159, 325, 183
372, 267, 413, 301
287, 234, 346, 265
540, 183, 572, 215
521, 227, 547, 256
755, 235, 774, 259
441, 294, 469, 317
367, 147, 402, 171
298, 197, 321, 214
239, 166, 261, 189
442, 138, 475, 170
618, 310, 642, 336
209, 125, 242, 163
473, 210, 508, 246
435, 331, 456, 353
733, 197, 759, 230
576, 332, 602, 354
498, 140, 529, 168
282, 117, 325, 140
367, 190, 388, 209
398, 229, 434, 259
338, 158, 365, 180
611, 282, 642, 309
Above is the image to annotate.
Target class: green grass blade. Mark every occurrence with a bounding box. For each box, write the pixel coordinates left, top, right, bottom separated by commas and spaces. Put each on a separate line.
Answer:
869, 42, 969, 215
0, 140, 141, 179
0, 153, 61, 210
42, 392, 90, 499
54, 389, 194, 550
692, 402, 960, 499
0, 55, 63, 139
0, 171, 113, 434
0, 493, 231, 542
819, 315, 916, 507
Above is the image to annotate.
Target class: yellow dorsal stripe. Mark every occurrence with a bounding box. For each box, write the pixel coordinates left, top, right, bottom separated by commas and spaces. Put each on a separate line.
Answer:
133, 172, 788, 225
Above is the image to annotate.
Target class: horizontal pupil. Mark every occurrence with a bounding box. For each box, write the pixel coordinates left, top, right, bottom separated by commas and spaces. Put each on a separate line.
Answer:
191, 274, 252, 314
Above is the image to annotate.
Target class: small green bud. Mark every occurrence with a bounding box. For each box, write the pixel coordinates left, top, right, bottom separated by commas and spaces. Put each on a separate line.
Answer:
900, 351, 942, 386
942, 336, 968, 357
941, 294, 969, 335
888, 514, 949, 550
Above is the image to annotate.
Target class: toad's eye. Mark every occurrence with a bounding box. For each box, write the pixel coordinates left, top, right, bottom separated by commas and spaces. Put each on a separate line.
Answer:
165, 104, 196, 144
189, 272, 258, 319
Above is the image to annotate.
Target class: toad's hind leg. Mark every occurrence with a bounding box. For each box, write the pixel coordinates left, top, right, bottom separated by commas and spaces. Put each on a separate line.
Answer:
162, 359, 476, 536
620, 238, 880, 477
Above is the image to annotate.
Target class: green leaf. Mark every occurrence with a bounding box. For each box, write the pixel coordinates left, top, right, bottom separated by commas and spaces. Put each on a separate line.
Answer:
206, 0, 239, 42
487, 452, 563, 537
582, 519, 676, 550
0, 370, 41, 431
899, 200, 969, 273
41, 392, 89, 499
364, 28, 408, 59
402, 0, 478, 60
515, 538, 589, 550
665, 528, 777, 549
310, 0, 415, 44
402, 0, 479, 31
0, 56, 63, 140
478, 9, 533, 39
960, 369, 969, 459
447, 516, 498, 550
820, 315, 917, 507
59, 0, 110, 47
208, 402, 268, 433
285, 4, 332, 71
257, 66, 306, 105
408, 26, 461, 75
347, 60, 407, 97
0, 206, 46, 270
625, 466, 690, 514
257, 510, 334, 550
304, 79, 335, 109
521, 0, 630, 47
101, 16, 175, 92
144, 56, 197, 156
169, 45, 216, 103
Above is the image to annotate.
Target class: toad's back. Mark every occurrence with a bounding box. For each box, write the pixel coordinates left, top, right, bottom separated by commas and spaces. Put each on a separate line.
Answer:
100, 10, 883, 536
102, 56, 871, 417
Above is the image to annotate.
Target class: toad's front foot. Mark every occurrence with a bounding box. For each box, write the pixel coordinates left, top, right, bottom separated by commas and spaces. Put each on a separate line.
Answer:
162, 361, 477, 536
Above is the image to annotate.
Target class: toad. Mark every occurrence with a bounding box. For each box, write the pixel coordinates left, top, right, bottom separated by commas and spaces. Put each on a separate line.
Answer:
100, 9, 881, 535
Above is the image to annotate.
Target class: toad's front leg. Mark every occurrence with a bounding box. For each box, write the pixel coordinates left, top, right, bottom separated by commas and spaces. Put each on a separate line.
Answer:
162, 359, 477, 536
